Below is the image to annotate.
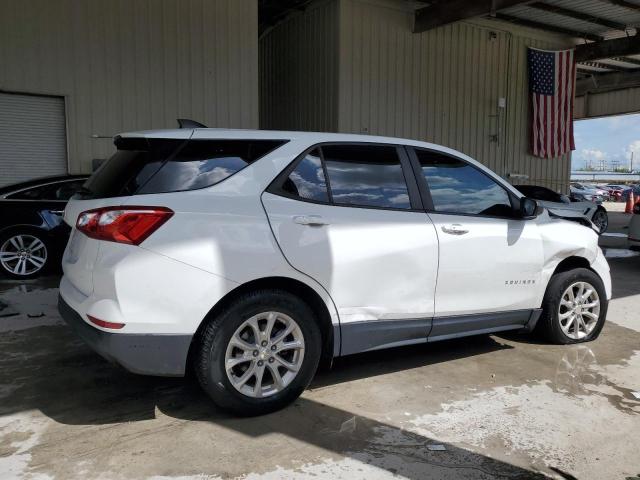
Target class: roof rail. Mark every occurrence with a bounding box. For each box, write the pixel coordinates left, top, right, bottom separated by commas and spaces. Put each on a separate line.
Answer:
177, 118, 207, 129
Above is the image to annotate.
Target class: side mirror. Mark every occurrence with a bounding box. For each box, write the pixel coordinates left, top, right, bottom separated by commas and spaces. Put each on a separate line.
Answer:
520, 197, 542, 219
560, 194, 571, 204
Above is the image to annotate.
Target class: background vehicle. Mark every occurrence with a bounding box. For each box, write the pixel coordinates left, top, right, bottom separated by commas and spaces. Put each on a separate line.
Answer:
515, 185, 608, 233
581, 183, 611, 201
0, 175, 89, 278
570, 183, 607, 203
630, 203, 640, 251
605, 184, 626, 202
622, 184, 640, 202
58, 130, 611, 415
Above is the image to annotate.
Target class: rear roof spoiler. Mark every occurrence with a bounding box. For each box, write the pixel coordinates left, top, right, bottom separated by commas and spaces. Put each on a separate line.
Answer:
177, 118, 207, 129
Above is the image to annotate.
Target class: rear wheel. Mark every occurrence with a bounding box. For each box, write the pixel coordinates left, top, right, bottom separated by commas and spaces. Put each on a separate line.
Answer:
0, 232, 49, 279
536, 268, 607, 344
592, 208, 608, 233
196, 290, 322, 416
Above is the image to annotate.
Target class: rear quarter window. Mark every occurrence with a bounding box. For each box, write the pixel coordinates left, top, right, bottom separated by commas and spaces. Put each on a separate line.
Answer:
138, 139, 287, 194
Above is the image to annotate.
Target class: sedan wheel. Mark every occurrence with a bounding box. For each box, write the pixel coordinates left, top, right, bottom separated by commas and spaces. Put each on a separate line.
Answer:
558, 281, 600, 340
0, 234, 48, 278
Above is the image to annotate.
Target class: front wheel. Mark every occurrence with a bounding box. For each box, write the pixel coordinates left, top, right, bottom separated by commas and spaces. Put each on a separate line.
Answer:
195, 290, 322, 416
536, 268, 607, 344
0, 232, 50, 279
592, 208, 608, 233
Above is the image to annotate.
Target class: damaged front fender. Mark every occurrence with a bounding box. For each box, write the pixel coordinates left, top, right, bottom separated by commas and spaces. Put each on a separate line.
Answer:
535, 212, 611, 304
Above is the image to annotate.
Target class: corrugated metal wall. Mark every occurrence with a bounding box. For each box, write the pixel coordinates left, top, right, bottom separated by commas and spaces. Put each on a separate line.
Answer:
338, 0, 574, 191
0, 0, 258, 174
259, 0, 339, 132
575, 88, 640, 119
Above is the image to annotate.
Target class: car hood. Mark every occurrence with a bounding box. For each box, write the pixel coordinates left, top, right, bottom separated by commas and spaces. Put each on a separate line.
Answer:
534, 200, 598, 231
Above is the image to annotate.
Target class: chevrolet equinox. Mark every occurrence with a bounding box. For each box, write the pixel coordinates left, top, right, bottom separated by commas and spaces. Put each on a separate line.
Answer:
58, 129, 611, 415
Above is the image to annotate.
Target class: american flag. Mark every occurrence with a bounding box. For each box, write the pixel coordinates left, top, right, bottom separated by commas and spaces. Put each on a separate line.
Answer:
527, 47, 576, 158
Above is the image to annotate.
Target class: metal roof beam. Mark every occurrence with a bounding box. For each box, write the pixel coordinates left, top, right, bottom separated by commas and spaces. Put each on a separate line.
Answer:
577, 61, 632, 72
596, 0, 640, 13
576, 69, 640, 95
413, 0, 532, 33
528, 2, 628, 31
575, 34, 640, 61
493, 13, 603, 41
615, 56, 640, 66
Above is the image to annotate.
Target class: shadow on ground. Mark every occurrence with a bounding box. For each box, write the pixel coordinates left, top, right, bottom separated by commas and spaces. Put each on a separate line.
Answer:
0, 320, 555, 479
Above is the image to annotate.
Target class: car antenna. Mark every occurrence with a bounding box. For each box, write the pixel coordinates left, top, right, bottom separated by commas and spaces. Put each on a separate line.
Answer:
177, 118, 207, 128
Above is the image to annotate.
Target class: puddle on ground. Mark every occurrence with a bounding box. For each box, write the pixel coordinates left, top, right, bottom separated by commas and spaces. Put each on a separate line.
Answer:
601, 233, 628, 238
603, 248, 639, 259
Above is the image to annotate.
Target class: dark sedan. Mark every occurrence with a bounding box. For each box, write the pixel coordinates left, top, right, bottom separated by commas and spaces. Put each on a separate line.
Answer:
0, 175, 89, 278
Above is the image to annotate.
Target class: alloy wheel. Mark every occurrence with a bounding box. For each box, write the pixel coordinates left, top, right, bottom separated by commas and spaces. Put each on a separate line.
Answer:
0, 234, 48, 276
558, 281, 600, 340
225, 311, 305, 398
592, 211, 608, 232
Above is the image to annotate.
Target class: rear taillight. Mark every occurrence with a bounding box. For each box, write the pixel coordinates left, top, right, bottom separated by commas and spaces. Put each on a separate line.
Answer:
76, 206, 173, 245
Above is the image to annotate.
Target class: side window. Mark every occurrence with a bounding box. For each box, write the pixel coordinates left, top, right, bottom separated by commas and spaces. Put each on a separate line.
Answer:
415, 149, 513, 217
48, 180, 86, 200
281, 149, 329, 202
322, 144, 411, 209
7, 184, 49, 200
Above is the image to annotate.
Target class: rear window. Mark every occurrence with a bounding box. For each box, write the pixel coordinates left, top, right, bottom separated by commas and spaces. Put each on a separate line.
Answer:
81, 137, 287, 198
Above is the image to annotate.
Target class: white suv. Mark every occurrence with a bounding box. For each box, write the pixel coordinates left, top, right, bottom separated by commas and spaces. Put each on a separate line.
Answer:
59, 129, 611, 415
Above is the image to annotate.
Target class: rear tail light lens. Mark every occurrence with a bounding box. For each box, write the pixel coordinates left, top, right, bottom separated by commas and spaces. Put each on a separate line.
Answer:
76, 206, 173, 245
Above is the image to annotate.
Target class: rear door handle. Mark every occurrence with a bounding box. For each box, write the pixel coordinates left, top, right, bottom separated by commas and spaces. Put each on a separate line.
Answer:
441, 224, 469, 235
293, 215, 329, 226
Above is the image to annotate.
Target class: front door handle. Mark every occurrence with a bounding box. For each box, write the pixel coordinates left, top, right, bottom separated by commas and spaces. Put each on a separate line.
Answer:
441, 224, 469, 235
293, 215, 329, 226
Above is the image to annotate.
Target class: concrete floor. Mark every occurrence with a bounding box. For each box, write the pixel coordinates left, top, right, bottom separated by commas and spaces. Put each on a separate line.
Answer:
1, 216, 640, 479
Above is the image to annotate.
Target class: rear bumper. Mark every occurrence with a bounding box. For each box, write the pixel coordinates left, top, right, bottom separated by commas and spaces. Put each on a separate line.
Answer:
58, 295, 192, 377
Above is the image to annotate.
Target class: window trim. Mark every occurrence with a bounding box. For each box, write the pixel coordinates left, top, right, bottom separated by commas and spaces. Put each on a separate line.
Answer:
265, 141, 424, 213
2, 178, 89, 202
407, 146, 520, 220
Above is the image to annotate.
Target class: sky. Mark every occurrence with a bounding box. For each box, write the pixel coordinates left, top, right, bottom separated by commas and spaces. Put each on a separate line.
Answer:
572, 113, 640, 172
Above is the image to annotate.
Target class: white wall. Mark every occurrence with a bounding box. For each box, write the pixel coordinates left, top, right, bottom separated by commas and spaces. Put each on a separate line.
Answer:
0, 0, 258, 174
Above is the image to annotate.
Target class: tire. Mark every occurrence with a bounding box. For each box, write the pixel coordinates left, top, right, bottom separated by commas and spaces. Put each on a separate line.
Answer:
0, 231, 50, 279
195, 289, 322, 416
536, 268, 607, 345
591, 208, 608, 234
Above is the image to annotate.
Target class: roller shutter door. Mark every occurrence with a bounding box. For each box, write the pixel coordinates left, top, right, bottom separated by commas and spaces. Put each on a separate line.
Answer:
0, 92, 67, 187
